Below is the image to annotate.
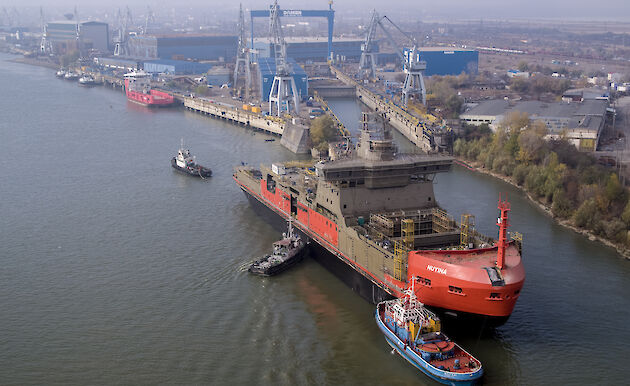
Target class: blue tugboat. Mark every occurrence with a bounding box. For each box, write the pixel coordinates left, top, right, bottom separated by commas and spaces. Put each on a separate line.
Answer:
171, 140, 212, 178
375, 279, 483, 385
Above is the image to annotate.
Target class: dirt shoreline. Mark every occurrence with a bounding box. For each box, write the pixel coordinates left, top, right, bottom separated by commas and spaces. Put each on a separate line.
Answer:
8, 57, 59, 69
454, 158, 630, 260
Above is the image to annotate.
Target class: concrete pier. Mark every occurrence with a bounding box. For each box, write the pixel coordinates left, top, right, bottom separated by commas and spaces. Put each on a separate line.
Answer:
184, 96, 285, 135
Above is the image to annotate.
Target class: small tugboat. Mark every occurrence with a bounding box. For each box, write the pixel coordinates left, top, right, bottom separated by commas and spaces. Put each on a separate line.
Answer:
376, 279, 483, 385
249, 220, 307, 276
171, 140, 212, 178
78, 75, 96, 86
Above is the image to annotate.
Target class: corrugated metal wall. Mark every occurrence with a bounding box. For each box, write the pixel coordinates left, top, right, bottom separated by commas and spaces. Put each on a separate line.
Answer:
143, 60, 213, 75
156, 36, 237, 61
381, 50, 479, 76
420, 50, 478, 76
128, 35, 237, 61
258, 58, 308, 102
254, 40, 367, 61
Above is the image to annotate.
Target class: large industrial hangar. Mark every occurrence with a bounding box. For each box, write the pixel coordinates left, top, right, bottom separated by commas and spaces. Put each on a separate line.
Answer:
381, 47, 479, 76
43, 20, 109, 54
414, 48, 478, 76
143, 59, 213, 75
126, 34, 238, 61
253, 37, 366, 62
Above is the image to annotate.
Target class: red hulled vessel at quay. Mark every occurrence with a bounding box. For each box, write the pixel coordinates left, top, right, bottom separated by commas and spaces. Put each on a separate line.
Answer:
233, 114, 525, 326
123, 71, 174, 107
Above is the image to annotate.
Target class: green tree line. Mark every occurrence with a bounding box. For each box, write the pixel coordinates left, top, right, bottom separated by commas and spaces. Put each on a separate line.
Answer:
454, 112, 630, 247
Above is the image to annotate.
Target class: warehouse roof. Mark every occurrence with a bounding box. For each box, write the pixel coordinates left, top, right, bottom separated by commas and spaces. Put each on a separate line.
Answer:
463, 99, 606, 119
462, 99, 510, 116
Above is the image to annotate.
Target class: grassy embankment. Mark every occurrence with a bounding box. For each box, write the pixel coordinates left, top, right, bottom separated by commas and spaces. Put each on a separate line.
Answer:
454, 112, 630, 258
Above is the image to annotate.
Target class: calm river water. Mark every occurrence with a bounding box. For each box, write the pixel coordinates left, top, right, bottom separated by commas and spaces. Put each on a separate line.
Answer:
1, 54, 629, 385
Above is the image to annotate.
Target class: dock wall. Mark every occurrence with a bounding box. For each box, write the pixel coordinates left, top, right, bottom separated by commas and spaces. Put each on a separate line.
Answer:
330, 66, 433, 152
309, 85, 356, 98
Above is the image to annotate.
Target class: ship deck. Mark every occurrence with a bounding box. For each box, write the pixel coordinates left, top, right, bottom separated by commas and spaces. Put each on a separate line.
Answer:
428, 354, 479, 374
414, 245, 521, 269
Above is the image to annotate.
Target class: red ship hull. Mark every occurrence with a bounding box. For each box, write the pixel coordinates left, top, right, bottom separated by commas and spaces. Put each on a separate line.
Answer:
124, 79, 174, 107
235, 175, 525, 326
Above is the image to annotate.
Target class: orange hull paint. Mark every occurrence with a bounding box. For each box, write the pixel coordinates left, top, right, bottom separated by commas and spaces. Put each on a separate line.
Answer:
409, 248, 525, 318
242, 175, 525, 321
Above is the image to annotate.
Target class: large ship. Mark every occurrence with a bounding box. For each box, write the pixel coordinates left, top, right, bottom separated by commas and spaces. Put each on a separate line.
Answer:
233, 114, 525, 326
123, 71, 174, 107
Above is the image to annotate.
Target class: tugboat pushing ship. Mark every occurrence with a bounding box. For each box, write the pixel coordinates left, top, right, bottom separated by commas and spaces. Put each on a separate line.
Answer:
233, 113, 525, 326
248, 219, 307, 276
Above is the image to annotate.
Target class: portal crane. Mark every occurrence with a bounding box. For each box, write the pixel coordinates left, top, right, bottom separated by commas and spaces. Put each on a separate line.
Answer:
74, 6, 83, 57
357, 9, 379, 79
268, 0, 299, 116
358, 13, 426, 106
233, 3, 252, 98
114, 7, 133, 56
143, 6, 155, 35
39, 7, 52, 54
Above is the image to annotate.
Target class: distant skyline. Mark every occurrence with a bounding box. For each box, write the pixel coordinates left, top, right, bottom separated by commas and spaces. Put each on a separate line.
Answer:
4, 1, 630, 22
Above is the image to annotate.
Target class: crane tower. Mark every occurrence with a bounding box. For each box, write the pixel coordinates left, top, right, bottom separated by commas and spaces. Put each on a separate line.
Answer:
114, 7, 132, 56
358, 12, 427, 106
268, 1, 299, 116
358, 10, 379, 80
39, 7, 52, 54
233, 3, 252, 98
402, 45, 427, 106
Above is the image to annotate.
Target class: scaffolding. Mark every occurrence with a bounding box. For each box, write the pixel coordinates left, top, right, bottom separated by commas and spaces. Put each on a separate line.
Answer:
511, 231, 523, 254
401, 218, 415, 250
460, 213, 475, 249
393, 240, 408, 281
432, 207, 453, 233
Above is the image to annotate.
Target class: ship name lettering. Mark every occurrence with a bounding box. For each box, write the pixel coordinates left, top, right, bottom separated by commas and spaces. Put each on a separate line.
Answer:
426, 265, 447, 275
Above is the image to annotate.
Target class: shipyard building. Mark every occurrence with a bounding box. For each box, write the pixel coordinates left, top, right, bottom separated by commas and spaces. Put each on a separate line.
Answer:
253, 37, 366, 62
44, 20, 109, 54
258, 57, 308, 102
381, 47, 479, 76
143, 59, 213, 75
460, 99, 607, 151
127, 34, 238, 61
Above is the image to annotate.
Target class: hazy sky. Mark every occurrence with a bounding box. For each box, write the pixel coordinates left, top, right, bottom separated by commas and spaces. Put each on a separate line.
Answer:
5, 0, 630, 21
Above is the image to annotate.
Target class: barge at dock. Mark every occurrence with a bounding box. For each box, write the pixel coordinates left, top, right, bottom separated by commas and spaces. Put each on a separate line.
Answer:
233, 113, 525, 326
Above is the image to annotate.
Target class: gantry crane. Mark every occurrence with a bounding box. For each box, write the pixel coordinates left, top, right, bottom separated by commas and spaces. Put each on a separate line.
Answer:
268, 0, 299, 116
